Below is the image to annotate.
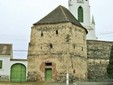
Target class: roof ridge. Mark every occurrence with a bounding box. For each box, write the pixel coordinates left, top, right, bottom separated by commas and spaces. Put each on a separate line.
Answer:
33, 5, 88, 34
60, 6, 69, 21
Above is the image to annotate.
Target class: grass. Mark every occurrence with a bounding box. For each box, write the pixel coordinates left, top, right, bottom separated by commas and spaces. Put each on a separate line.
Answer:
0, 82, 65, 85
0, 82, 38, 85
0, 81, 113, 85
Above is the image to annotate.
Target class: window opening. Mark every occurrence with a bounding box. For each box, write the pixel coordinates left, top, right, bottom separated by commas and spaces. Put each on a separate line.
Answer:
56, 30, 58, 35
41, 31, 43, 37
0, 60, 3, 69
45, 63, 52, 66
78, 6, 83, 22
49, 43, 53, 49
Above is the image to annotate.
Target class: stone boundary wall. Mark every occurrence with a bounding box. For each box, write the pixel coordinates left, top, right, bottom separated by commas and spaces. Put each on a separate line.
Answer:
87, 40, 113, 81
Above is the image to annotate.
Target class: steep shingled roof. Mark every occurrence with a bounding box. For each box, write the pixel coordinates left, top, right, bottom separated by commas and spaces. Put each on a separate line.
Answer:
0, 44, 12, 55
34, 5, 88, 34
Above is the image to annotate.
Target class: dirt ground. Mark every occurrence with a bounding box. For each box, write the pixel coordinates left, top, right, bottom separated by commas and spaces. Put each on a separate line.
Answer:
0, 81, 113, 85
0, 82, 43, 85
0, 82, 68, 85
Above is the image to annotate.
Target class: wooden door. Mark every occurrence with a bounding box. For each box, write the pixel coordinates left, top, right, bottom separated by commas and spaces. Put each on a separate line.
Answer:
10, 64, 26, 82
45, 68, 52, 81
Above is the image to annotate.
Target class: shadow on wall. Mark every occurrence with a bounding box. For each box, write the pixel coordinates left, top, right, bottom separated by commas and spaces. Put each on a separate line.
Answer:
107, 45, 113, 79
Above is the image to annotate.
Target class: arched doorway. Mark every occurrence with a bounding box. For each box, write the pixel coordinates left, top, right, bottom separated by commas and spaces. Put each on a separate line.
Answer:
10, 63, 26, 82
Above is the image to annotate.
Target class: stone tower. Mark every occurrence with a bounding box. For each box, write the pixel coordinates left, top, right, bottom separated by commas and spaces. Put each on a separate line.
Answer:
28, 5, 88, 82
68, 0, 97, 40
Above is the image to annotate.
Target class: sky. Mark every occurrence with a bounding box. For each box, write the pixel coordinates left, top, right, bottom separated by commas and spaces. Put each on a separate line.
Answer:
0, 0, 113, 59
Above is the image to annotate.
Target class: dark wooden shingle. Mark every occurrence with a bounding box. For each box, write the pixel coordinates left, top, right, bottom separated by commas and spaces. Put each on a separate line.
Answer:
34, 5, 88, 34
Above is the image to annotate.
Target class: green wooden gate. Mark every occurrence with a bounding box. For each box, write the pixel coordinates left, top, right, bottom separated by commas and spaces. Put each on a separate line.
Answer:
45, 68, 52, 81
10, 63, 26, 82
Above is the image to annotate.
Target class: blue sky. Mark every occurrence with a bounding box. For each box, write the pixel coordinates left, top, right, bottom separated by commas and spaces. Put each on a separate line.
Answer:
0, 0, 113, 59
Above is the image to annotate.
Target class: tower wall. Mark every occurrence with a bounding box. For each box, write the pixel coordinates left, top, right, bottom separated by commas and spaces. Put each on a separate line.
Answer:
28, 22, 87, 82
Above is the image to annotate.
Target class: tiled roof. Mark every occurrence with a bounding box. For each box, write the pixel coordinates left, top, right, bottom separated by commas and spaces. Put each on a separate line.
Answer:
0, 44, 12, 55
10, 59, 27, 61
34, 5, 88, 34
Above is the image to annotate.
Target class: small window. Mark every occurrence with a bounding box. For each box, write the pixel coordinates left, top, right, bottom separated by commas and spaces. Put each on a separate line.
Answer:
45, 63, 52, 66
0, 60, 3, 69
56, 30, 58, 35
41, 31, 43, 37
49, 43, 53, 48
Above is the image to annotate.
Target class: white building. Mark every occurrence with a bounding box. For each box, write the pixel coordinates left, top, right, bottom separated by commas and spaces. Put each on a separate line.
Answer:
0, 44, 27, 82
68, 0, 97, 40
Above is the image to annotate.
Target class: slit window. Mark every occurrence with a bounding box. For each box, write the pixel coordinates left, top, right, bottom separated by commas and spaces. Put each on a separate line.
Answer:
0, 60, 3, 69
56, 30, 58, 35
49, 43, 53, 49
41, 31, 43, 37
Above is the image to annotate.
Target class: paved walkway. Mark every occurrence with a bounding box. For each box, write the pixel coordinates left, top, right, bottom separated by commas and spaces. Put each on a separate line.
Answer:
77, 82, 113, 85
